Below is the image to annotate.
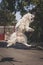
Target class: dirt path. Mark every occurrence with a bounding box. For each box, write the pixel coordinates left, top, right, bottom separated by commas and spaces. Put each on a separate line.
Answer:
0, 47, 43, 65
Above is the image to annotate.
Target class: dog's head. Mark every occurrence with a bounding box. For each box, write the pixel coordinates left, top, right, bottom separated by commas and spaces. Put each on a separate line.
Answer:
23, 13, 35, 23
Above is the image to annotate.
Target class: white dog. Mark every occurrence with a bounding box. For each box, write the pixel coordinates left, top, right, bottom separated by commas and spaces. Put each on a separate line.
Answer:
7, 13, 35, 47
15, 13, 34, 32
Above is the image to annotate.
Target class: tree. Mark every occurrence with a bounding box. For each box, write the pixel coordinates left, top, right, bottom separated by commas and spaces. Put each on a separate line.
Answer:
0, 9, 15, 25
30, 0, 43, 42
0, 0, 16, 25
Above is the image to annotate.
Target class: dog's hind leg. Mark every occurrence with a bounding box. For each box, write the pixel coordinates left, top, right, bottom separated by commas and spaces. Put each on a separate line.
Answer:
7, 38, 16, 47
23, 42, 31, 47
22, 38, 31, 47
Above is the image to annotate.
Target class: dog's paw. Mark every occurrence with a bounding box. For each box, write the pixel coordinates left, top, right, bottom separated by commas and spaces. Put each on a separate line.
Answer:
32, 29, 34, 31
7, 44, 10, 47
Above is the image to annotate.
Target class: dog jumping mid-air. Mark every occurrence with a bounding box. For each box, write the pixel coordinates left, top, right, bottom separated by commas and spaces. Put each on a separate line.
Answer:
7, 13, 35, 47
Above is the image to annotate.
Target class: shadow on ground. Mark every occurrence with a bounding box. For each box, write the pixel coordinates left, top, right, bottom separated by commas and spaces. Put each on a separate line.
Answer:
0, 57, 22, 65
0, 42, 7, 47
0, 42, 37, 50
0, 42, 43, 50
0, 57, 21, 62
0, 57, 17, 62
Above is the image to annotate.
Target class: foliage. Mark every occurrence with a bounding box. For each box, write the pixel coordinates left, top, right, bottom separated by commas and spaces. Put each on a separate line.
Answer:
0, 9, 15, 25
30, 0, 43, 42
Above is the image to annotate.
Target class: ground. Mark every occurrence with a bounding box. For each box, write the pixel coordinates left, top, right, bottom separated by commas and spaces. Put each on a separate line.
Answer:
0, 42, 43, 65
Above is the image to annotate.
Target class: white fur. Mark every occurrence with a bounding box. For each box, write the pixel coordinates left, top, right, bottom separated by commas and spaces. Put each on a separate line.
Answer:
15, 13, 35, 32
7, 13, 35, 47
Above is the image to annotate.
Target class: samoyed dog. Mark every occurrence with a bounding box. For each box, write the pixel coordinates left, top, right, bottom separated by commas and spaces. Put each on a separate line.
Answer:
7, 13, 35, 47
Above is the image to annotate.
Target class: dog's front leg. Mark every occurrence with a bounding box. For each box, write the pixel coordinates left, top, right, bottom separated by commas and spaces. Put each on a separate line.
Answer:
26, 26, 34, 32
